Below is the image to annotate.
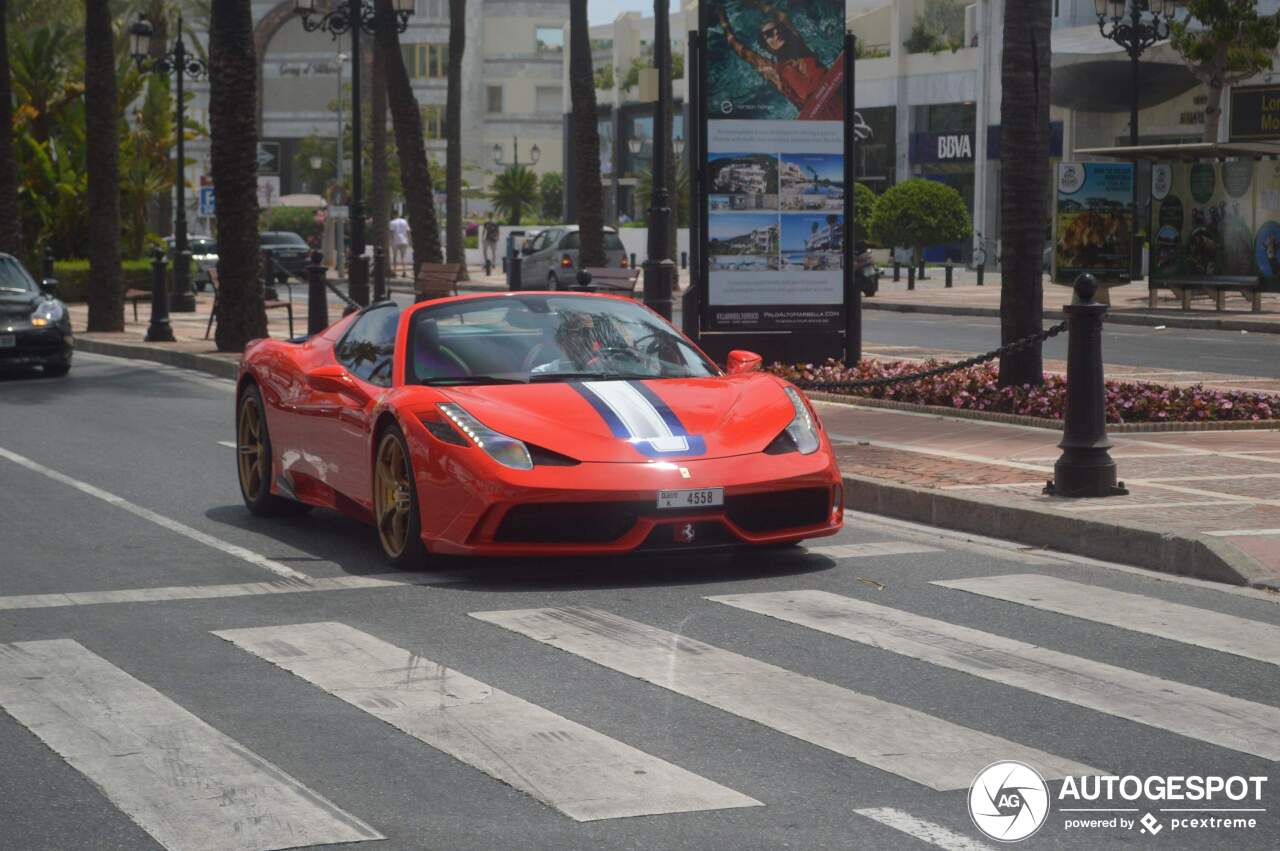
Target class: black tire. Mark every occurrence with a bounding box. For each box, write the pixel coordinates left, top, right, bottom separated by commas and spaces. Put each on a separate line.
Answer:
43, 355, 71, 377
372, 424, 429, 569
236, 383, 312, 516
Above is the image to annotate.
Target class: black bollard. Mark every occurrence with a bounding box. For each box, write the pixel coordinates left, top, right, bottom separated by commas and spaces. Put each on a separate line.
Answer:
484, 258, 492, 277
976, 263, 984, 287
680, 250, 688, 270
917, 257, 926, 280
373, 246, 387, 302
1045, 274, 1128, 498
307, 251, 329, 336
629, 252, 637, 270
907, 264, 915, 291
945, 261, 953, 288
42, 244, 55, 280
509, 255, 523, 291
892, 261, 900, 282
574, 269, 593, 291
144, 247, 175, 342
262, 251, 278, 301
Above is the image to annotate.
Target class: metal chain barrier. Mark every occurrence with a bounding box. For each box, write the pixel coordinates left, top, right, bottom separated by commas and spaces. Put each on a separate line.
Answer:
792, 320, 1068, 392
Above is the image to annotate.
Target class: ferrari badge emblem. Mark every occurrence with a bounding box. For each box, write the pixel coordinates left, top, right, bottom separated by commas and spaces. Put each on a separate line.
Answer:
677, 523, 696, 544
679, 467, 691, 479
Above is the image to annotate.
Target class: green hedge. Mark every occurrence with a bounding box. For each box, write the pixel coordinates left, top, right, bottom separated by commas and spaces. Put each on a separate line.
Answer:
52, 260, 158, 303
261, 206, 323, 242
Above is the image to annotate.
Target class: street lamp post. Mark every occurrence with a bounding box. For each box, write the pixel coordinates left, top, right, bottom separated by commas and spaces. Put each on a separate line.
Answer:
130, 15, 206, 314
643, 0, 675, 320
295, 0, 412, 307
492, 137, 541, 170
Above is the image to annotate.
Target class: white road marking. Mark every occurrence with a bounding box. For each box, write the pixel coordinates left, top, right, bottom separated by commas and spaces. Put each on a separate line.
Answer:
806, 542, 942, 559
0, 446, 309, 581
470, 607, 1096, 791
1205, 527, 1280, 537
217, 440, 237, 449
933, 574, 1280, 666
0, 639, 382, 851
215, 622, 760, 822
711, 590, 1280, 762
0, 575, 403, 612
853, 807, 994, 850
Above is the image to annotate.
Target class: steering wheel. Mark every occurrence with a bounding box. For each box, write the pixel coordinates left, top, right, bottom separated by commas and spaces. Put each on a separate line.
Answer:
585, 346, 647, 369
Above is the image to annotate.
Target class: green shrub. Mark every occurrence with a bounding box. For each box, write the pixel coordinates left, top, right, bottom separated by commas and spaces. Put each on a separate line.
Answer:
869, 178, 971, 263
52, 259, 154, 303
852, 183, 877, 245
464, 235, 478, 249
261, 206, 323, 242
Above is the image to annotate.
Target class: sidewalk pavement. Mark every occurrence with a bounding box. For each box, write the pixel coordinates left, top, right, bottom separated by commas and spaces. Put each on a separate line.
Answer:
62, 274, 1280, 590
867, 269, 1280, 334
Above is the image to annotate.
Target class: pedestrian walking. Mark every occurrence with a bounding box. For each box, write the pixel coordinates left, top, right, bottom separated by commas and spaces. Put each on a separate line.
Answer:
389, 214, 411, 276
482, 213, 500, 271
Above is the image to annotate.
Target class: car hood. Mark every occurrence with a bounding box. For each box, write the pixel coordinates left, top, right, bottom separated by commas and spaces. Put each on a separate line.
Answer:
438, 373, 797, 463
0, 292, 39, 316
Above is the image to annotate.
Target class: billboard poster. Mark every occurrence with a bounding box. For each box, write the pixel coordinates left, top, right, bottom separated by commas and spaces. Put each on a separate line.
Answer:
702, 0, 847, 333
1150, 161, 1257, 281
1053, 162, 1134, 284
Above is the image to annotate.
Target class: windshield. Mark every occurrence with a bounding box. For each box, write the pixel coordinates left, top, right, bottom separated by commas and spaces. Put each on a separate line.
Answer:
405, 295, 718, 385
0, 255, 37, 293
260, 232, 307, 247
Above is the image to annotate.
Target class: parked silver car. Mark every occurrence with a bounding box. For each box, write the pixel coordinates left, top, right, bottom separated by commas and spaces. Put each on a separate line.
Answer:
520, 225, 629, 289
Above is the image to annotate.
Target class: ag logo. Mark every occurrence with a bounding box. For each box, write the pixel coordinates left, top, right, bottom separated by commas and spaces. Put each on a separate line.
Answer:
720, 100, 733, 115
968, 761, 1050, 842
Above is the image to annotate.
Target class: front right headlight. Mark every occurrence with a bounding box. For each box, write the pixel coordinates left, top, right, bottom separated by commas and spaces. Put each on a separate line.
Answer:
765, 386, 820, 455
437, 403, 533, 470
30, 300, 64, 327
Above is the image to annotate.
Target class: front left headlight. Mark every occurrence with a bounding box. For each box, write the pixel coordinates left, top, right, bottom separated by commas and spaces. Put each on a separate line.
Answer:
437, 403, 533, 470
30, 300, 64, 327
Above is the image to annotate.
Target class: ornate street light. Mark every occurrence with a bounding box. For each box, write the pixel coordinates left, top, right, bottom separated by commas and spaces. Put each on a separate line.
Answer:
1094, 0, 1175, 147
294, 0, 413, 305
492, 137, 540, 169
673, 136, 685, 158
130, 15, 206, 319
627, 137, 643, 155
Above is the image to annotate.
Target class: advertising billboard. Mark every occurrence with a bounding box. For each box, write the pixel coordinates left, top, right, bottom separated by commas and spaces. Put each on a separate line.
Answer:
1053, 162, 1134, 284
701, 0, 848, 333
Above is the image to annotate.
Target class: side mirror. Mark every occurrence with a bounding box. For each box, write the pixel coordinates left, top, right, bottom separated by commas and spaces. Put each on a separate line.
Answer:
40, 278, 58, 297
726, 350, 763, 374
305, 364, 371, 403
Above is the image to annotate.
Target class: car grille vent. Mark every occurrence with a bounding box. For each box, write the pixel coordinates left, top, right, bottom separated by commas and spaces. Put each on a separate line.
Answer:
725, 488, 829, 533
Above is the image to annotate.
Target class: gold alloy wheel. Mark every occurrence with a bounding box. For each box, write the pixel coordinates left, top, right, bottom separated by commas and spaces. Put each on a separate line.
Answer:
375, 433, 413, 557
237, 396, 265, 501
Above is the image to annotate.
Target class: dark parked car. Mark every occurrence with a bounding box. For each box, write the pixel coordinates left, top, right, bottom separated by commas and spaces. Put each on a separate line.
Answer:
259, 231, 312, 279
164, 234, 218, 292
0, 253, 73, 376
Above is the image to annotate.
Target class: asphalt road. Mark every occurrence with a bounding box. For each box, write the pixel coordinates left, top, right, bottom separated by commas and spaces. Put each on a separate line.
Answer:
861, 312, 1280, 378
1, 354, 1278, 851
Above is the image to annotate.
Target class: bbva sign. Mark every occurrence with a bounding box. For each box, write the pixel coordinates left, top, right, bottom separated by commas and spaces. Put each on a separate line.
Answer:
937, 133, 973, 161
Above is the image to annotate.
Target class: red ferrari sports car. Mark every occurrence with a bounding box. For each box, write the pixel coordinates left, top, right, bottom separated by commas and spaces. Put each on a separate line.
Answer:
235, 291, 842, 566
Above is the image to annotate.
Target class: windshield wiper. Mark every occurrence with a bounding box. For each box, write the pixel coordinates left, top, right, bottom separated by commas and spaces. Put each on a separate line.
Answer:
419, 375, 526, 386
527, 372, 653, 383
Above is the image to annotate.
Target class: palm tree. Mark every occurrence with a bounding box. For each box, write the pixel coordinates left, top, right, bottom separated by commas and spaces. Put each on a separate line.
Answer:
0, 0, 24, 257
373, 0, 441, 275
84, 0, 122, 331
489, 165, 538, 224
996, 0, 1049, 387
568, 0, 604, 266
445, 0, 466, 275
208, 0, 266, 351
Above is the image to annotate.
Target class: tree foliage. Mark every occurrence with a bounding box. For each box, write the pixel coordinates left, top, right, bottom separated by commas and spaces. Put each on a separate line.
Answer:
489, 165, 538, 225
1171, 0, 1280, 142
539, 170, 563, 221
634, 161, 690, 229
868, 178, 970, 256
852, 182, 876, 244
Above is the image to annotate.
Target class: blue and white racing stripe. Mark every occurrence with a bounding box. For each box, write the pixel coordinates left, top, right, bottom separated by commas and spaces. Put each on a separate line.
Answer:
572, 380, 707, 458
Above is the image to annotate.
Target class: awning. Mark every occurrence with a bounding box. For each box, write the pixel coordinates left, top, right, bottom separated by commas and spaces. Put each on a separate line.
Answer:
1074, 141, 1280, 161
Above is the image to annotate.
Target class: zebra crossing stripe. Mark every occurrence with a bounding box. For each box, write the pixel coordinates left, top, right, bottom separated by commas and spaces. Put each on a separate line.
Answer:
468, 607, 1097, 791
214, 621, 761, 822
710, 590, 1280, 762
933, 574, 1280, 667
0, 639, 382, 851
806, 542, 942, 559
854, 807, 995, 850
0, 575, 402, 611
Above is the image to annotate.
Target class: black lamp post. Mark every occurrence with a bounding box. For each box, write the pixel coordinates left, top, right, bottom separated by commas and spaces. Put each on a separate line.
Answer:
643, 0, 675, 320
295, 0, 413, 307
492, 137, 541, 169
1094, 0, 1174, 148
130, 15, 206, 314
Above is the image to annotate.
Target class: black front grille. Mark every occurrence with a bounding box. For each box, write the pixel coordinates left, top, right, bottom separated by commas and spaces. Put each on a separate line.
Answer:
725, 487, 829, 533
494, 502, 643, 543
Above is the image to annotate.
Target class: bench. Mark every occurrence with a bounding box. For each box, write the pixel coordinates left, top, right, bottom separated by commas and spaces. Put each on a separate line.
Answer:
578, 267, 642, 296
203, 269, 294, 340
414, 262, 465, 302
1149, 275, 1262, 312
125, 289, 150, 322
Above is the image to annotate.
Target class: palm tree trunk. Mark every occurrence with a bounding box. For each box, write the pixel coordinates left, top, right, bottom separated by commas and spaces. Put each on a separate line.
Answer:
0, 0, 24, 257
997, 0, 1049, 386
374, 0, 441, 276
446, 0, 466, 276
371, 39, 389, 274
209, 0, 267, 351
84, 0, 122, 331
569, 0, 604, 266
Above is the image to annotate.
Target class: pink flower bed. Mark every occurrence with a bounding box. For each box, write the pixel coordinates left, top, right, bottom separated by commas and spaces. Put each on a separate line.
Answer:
770, 359, 1280, 424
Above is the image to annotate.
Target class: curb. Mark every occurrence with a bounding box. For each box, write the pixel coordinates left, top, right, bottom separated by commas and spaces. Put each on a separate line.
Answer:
861, 299, 1280, 334
76, 337, 240, 380
842, 473, 1280, 590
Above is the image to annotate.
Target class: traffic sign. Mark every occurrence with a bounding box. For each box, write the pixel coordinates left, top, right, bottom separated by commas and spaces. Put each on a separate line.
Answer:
198, 186, 216, 217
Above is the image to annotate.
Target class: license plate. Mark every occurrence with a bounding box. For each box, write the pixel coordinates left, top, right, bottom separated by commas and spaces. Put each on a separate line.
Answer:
0, 334, 14, 348
657, 487, 724, 509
